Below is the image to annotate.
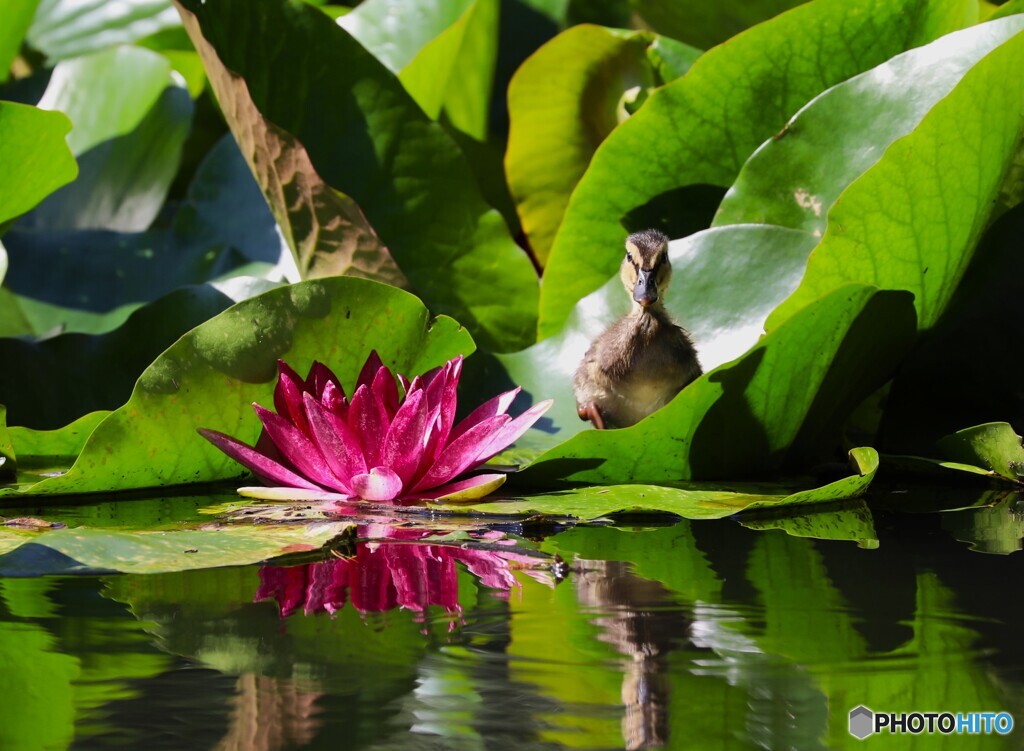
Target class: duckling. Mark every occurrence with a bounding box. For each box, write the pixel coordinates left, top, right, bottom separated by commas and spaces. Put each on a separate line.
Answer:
573, 229, 702, 429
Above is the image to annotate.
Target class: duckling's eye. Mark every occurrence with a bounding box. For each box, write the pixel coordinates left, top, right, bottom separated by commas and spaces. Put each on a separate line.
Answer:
625, 252, 634, 265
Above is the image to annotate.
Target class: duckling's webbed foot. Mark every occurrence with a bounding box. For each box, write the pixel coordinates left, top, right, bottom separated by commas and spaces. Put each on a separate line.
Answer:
577, 403, 606, 430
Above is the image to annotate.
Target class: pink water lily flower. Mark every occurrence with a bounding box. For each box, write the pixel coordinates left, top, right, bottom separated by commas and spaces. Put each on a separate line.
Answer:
199, 352, 551, 502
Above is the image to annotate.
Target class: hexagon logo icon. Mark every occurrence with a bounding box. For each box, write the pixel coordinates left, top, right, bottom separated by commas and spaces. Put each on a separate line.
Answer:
849, 705, 874, 740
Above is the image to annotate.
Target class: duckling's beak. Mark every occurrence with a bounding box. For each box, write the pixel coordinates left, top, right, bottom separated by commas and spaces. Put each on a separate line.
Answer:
633, 269, 658, 307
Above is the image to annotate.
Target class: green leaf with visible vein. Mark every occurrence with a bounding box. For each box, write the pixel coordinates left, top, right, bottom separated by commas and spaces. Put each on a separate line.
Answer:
519, 286, 914, 484
26, 46, 191, 232
27, 0, 181, 62
8, 412, 109, 462
0, 1, 38, 82
765, 24, 1024, 331
1, 136, 289, 338
715, 17, 1024, 234
433, 448, 879, 519
506, 25, 699, 264
0, 277, 473, 497
176, 0, 538, 352
0, 524, 352, 575
538, 0, 975, 337
631, 0, 807, 50
338, 0, 473, 72
398, 0, 498, 140
0, 102, 77, 226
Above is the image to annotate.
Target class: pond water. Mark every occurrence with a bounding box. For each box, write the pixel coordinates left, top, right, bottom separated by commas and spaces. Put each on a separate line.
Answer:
1, 487, 1022, 750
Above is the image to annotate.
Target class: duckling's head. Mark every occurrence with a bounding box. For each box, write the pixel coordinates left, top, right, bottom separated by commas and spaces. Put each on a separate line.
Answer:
620, 229, 671, 309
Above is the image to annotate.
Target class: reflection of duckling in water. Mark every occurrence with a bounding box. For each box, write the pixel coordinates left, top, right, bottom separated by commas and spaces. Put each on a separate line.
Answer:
573, 229, 702, 429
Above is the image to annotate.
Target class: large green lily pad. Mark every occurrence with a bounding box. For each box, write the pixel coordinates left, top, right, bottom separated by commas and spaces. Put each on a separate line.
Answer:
538, 0, 974, 336
766, 22, 1024, 332
0, 102, 77, 226
714, 17, 1024, 234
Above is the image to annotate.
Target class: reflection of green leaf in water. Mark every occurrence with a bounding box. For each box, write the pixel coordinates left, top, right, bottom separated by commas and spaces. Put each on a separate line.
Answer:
0, 577, 170, 748
746, 533, 1012, 747
739, 500, 879, 548
941, 495, 1024, 554
542, 522, 722, 603
506, 573, 624, 748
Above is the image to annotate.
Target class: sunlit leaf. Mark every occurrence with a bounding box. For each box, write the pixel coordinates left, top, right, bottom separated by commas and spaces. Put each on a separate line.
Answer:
538, 0, 975, 336
177, 0, 539, 352
881, 204, 1024, 449
434, 448, 879, 519
0, 0, 39, 83
631, 0, 807, 50
0, 102, 77, 226
0, 277, 474, 497
938, 423, 1024, 483
506, 25, 699, 264
765, 22, 1024, 332
8, 411, 109, 462
26, 0, 181, 62
715, 17, 1024, 234
1, 135, 289, 338
0, 285, 268, 430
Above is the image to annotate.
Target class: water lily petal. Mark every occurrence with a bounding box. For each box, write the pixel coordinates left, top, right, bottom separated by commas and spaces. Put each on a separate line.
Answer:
435, 356, 463, 450
411, 473, 507, 502
237, 486, 352, 501
412, 414, 510, 492
449, 387, 521, 443
397, 373, 412, 396
198, 428, 321, 490
321, 380, 348, 422
304, 392, 365, 490
349, 384, 389, 467
381, 389, 429, 487
254, 404, 348, 492
372, 365, 400, 419
474, 399, 554, 463
351, 466, 404, 501
273, 360, 311, 437
306, 360, 342, 401
355, 350, 385, 392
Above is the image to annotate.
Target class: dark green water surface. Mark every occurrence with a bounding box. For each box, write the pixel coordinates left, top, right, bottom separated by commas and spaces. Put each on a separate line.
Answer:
1, 487, 1023, 750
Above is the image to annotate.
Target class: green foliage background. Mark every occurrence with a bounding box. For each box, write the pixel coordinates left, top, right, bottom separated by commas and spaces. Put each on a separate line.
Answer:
2, 0, 1023, 505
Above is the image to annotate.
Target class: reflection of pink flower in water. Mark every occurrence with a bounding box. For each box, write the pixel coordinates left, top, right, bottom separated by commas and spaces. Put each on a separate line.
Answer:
256, 527, 555, 616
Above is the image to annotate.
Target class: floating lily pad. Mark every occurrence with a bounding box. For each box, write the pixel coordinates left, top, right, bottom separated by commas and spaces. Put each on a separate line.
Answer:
885, 422, 1024, 485
0, 523, 354, 576
430, 448, 879, 520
